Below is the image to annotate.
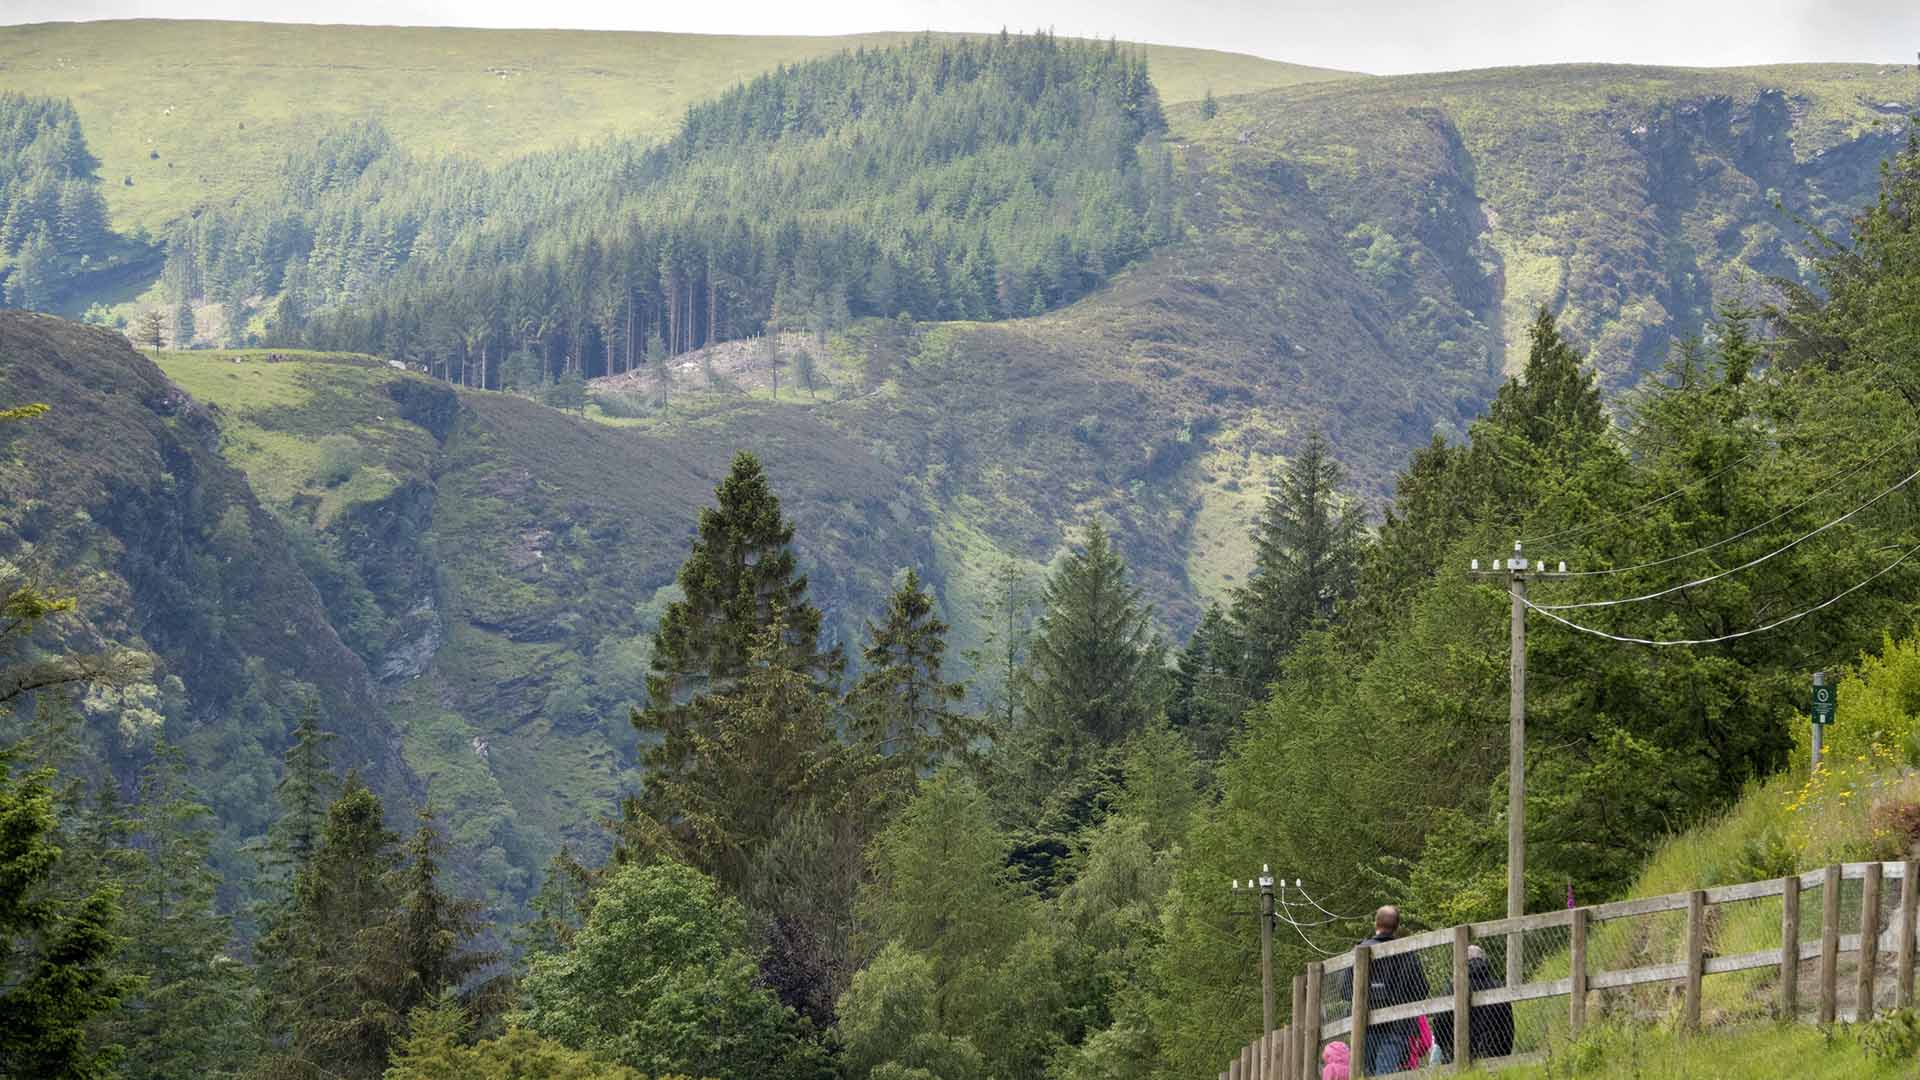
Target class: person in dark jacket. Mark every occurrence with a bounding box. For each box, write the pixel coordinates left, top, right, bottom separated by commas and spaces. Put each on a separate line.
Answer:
1338, 906, 1430, 1076
1431, 944, 1516, 1062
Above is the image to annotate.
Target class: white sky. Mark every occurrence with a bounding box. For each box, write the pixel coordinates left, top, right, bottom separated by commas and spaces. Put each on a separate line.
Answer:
2, 0, 1917, 75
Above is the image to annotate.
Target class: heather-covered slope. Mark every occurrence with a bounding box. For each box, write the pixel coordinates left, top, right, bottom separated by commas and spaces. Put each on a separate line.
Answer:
0, 313, 415, 893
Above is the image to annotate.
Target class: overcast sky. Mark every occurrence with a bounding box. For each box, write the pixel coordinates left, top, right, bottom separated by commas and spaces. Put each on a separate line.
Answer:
4, 0, 1917, 74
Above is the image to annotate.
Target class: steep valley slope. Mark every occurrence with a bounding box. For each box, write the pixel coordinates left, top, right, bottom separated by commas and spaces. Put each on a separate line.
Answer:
2, 43, 1917, 916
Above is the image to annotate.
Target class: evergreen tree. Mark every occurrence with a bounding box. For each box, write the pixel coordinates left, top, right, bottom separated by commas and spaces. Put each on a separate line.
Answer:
170, 301, 195, 351
622, 453, 844, 876
1199, 88, 1219, 120
0, 751, 132, 1080
1166, 603, 1243, 760
1228, 429, 1363, 689
133, 308, 167, 355
847, 568, 978, 802
1483, 306, 1607, 449
9, 226, 54, 311
263, 700, 337, 886
633, 451, 839, 713
355, 808, 497, 1068
627, 620, 846, 894
108, 746, 257, 1080
251, 774, 399, 1080
1022, 523, 1164, 760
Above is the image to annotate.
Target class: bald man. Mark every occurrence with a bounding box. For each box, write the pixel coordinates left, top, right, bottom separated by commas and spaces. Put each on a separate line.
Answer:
1339, 905, 1430, 1076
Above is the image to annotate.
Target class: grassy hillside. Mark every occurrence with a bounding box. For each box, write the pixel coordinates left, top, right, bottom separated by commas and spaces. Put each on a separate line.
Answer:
154, 348, 937, 905
0, 19, 1355, 233
0, 314, 416, 902
1489, 1023, 1910, 1078
1189, 62, 1920, 384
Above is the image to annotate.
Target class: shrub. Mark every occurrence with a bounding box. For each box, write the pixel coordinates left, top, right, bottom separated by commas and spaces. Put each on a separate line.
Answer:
313, 433, 361, 486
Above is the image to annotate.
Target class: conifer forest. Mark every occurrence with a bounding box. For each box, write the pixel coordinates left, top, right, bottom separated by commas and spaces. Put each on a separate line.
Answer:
3, 11, 1920, 1080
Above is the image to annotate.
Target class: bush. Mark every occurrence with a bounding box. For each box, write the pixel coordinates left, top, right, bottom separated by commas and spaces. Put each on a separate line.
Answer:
591, 390, 651, 419
1791, 631, 1920, 768
313, 433, 361, 486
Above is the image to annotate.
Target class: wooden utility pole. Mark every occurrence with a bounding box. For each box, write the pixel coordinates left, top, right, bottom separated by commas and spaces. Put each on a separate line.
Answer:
1470, 542, 1571, 986
1232, 867, 1279, 1033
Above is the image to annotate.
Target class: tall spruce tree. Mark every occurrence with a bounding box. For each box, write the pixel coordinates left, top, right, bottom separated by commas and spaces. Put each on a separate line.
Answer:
1021, 522, 1163, 767
355, 808, 497, 1066
624, 452, 842, 869
630, 620, 846, 893
848, 568, 978, 800
0, 751, 131, 1080
251, 774, 399, 1080
1229, 429, 1363, 689
108, 746, 257, 1080
1167, 603, 1245, 760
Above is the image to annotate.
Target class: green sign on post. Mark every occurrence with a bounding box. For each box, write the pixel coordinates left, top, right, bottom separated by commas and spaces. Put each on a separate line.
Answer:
1812, 683, 1836, 725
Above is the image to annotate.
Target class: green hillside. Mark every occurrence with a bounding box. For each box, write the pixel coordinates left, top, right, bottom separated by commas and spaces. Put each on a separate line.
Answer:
152, 346, 938, 904
0, 315, 415, 903
0, 19, 1355, 233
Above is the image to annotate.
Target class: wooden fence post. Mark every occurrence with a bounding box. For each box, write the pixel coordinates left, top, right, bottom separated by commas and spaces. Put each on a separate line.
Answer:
1290, 975, 1306, 1080
1860, 862, 1882, 1022
1350, 945, 1371, 1077
1901, 860, 1917, 1008
1569, 906, 1588, 1036
1452, 926, 1471, 1072
1781, 873, 1801, 1021
1684, 889, 1706, 1030
1278, 1025, 1291, 1080
1821, 864, 1841, 1025
1302, 963, 1322, 1080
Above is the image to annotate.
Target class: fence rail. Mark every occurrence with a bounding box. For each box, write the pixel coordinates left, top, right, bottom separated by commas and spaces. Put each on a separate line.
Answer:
1218, 860, 1920, 1080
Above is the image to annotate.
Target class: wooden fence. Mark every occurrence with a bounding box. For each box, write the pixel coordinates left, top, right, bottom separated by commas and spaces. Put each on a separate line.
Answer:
1219, 860, 1920, 1079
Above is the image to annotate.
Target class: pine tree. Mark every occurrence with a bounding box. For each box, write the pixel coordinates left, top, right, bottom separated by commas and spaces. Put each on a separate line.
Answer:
1229, 429, 1363, 689
1021, 522, 1163, 767
636, 452, 839, 710
628, 619, 845, 891
1168, 603, 1244, 760
1199, 88, 1219, 120
10, 226, 56, 311
355, 808, 497, 1067
0, 751, 133, 1080
847, 568, 978, 801
1485, 306, 1607, 448
133, 307, 167, 355
264, 700, 337, 884
170, 301, 195, 351
109, 745, 257, 1080
251, 774, 399, 1080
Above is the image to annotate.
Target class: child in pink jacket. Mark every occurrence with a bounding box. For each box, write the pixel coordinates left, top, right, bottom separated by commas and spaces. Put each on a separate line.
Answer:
1321, 1040, 1350, 1080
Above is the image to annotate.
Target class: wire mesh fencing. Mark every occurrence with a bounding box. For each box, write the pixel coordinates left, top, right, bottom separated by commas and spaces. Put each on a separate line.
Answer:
1224, 862, 1920, 1078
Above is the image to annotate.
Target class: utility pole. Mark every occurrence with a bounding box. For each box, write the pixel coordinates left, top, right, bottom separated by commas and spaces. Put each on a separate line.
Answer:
1471, 541, 1571, 987
1231, 866, 1279, 1033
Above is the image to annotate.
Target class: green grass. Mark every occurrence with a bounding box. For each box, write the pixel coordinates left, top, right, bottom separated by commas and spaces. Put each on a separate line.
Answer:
155, 350, 437, 511
0, 19, 1355, 233
1484, 1021, 1913, 1079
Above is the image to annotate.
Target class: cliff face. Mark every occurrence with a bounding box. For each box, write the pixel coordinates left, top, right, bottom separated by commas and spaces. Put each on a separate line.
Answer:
0, 313, 415, 890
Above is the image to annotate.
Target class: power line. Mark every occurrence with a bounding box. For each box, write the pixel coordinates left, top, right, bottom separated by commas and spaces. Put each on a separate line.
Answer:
1291, 880, 1364, 923
1533, 459, 1920, 612
1558, 429, 1920, 578
1520, 539, 1920, 646
1516, 444, 1769, 548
